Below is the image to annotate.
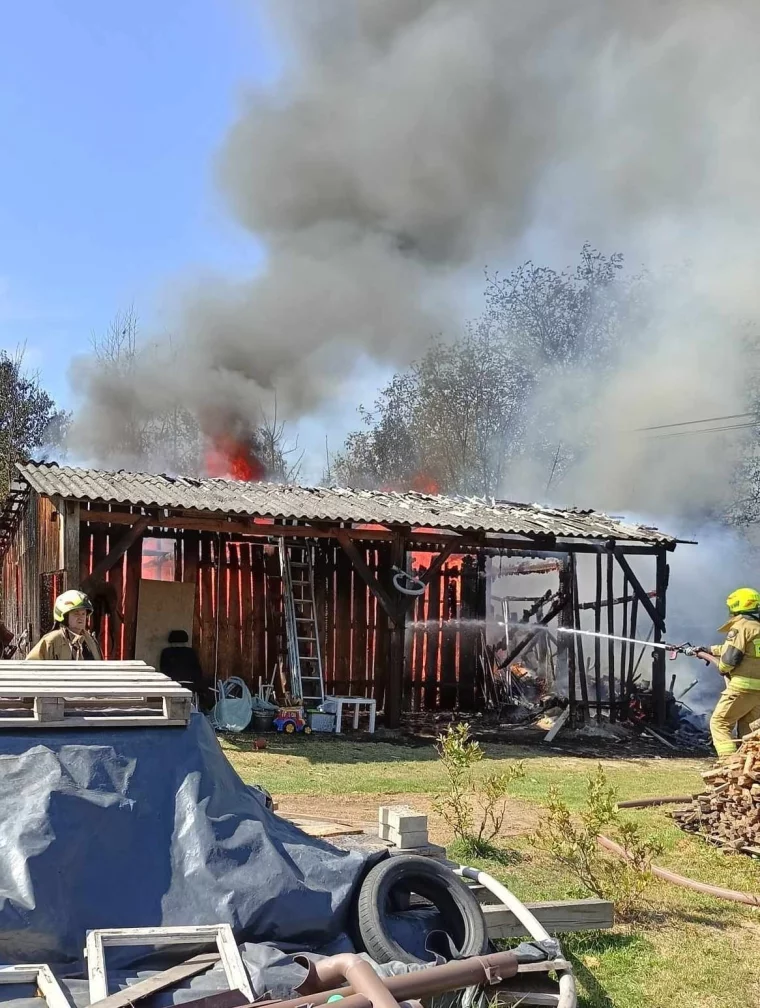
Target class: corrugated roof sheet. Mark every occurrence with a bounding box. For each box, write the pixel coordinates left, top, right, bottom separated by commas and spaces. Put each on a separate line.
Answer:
11, 461, 676, 545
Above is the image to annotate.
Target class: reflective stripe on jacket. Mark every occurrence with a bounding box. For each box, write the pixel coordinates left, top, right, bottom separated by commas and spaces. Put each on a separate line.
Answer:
710, 615, 760, 688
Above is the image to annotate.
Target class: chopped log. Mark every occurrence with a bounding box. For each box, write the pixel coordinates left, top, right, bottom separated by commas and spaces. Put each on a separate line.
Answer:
673, 735, 760, 855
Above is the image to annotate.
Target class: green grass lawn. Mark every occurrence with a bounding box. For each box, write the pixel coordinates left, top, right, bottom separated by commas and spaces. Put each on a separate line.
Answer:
222, 735, 760, 1008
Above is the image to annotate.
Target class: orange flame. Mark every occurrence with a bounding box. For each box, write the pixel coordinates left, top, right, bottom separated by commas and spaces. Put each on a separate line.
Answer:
379, 473, 440, 494
410, 473, 440, 494
205, 435, 265, 482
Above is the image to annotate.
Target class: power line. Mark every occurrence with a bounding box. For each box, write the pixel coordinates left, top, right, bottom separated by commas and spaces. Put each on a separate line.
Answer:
650, 421, 760, 440
632, 412, 756, 432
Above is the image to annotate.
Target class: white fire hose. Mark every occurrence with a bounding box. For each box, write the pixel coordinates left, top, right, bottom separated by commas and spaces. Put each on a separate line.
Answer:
455, 866, 576, 1008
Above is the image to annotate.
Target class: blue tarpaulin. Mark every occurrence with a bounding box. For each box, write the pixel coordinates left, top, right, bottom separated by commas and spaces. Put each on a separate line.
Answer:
0, 714, 378, 987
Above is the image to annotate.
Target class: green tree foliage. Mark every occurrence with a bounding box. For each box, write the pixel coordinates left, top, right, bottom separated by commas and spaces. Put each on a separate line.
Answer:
433, 722, 525, 858
0, 348, 67, 500
534, 764, 663, 920
334, 245, 630, 495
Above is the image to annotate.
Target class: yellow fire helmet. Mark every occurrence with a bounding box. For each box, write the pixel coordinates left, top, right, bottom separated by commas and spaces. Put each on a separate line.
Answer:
726, 588, 760, 615
53, 590, 93, 624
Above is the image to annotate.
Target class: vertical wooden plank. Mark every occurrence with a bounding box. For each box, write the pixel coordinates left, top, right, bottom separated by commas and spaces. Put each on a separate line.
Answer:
439, 567, 458, 710
606, 551, 616, 722
215, 538, 230, 682
123, 536, 142, 660
90, 527, 107, 655
321, 543, 336, 694
458, 556, 477, 711
385, 532, 407, 726
653, 550, 669, 726
264, 544, 284, 696
226, 543, 243, 682
198, 534, 215, 686
372, 541, 392, 712
625, 594, 639, 703
334, 546, 353, 695
250, 544, 267, 694
411, 566, 428, 712
110, 546, 126, 660
238, 544, 253, 689
352, 546, 369, 696
572, 562, 588, 720
79, 519, 92, 587
557, 554, 576, 721
183, 530, 200, 585
620, 573, 629, 715
366, 546, 384, 703
62, 500, 80, 592
594, 552, 603, 720
423, 563, 442, 711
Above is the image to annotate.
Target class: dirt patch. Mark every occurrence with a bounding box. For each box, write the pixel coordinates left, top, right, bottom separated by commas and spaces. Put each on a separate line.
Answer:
275, 791, 539, 843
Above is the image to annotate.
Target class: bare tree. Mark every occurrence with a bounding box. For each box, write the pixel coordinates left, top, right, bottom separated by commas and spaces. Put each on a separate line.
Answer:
86, 309, 302, 482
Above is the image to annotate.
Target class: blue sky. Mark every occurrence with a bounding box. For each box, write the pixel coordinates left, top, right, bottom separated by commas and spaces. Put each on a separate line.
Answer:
0, 0, 278, 406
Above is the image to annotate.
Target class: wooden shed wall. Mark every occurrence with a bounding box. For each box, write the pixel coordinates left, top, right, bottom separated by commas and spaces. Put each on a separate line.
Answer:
72, 515, 485, 709
2, 500, 495, 712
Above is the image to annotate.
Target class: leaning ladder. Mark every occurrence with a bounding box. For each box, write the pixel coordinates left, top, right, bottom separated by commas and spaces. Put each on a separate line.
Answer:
279, 539, 325, 707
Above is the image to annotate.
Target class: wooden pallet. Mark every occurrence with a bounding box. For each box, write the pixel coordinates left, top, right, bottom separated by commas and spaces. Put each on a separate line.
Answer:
0, 661, 192, 728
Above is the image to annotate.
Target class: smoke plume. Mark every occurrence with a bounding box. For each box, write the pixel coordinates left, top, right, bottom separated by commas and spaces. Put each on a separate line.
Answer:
69, 0, 760, 511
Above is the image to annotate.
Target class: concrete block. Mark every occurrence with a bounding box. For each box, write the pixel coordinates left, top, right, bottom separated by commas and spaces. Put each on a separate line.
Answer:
379, 825, 430, 848
378, 805, 428, 833
378, 821, 428, 842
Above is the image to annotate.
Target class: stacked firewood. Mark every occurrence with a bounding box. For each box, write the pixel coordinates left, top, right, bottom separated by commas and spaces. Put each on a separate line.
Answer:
672, 729, 760, 854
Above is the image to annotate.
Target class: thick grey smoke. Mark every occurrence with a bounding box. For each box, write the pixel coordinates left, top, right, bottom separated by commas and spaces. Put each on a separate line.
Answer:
69, 0, 760, 504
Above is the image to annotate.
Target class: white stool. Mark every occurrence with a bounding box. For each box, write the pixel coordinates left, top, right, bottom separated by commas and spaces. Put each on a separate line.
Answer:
326, 696, 377, 734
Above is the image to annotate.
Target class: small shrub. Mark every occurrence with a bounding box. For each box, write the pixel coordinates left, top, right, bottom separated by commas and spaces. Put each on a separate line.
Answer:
534, 764, 663, 919
433, 722, 525, 857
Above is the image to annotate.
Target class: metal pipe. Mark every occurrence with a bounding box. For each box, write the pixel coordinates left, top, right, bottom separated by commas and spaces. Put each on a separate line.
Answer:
254, 949, 520, 1008
293, 954, 397, 1008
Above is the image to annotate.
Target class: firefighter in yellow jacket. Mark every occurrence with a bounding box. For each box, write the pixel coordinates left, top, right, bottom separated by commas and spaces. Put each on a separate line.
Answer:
693, 588, 760, 758
26, 590, 103, 661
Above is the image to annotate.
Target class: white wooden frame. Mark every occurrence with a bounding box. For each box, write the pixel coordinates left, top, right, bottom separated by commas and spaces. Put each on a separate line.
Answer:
85, 925, 253, 1004
0, 964, 70, 1008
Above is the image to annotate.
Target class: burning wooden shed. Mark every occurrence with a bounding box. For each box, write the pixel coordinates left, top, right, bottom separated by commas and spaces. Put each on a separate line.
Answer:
0, 461, 681, 726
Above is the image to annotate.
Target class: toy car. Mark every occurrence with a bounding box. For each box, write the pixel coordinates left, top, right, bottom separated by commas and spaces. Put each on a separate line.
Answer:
273, 706, 312, 734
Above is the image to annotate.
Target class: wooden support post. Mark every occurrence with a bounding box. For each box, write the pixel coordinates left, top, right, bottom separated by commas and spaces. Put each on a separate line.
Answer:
626, 593, 639, 701
62, 501, 80, 591
571, 560, 588, 721
653, 550, 669, 726
620, 573, 629, 713
386, 532, 407, 729
557, 555, 576, 722
606, 551, 616, 722
594, 552, 602, 721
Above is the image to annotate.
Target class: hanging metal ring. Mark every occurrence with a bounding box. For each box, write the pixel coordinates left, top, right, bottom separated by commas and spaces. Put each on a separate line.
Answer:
391, 565, 426, 596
